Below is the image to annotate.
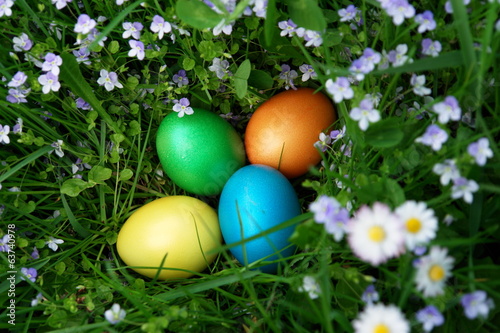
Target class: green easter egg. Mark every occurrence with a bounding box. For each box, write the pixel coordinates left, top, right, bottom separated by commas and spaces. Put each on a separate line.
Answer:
156, 108, 246, 196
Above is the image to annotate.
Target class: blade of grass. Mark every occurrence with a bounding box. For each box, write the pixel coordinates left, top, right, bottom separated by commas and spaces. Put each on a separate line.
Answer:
60, 193, 92, 238
0, 145, 53, 183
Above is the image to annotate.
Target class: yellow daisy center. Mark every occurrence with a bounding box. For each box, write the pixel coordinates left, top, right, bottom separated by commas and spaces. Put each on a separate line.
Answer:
373, 324, 390, 333
368, 226, 386, 242
406, 217, 422, 233
429, 264, 445, 281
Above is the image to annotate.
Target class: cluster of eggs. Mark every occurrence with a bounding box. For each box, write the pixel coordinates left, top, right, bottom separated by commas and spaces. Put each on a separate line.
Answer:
116, 88, 337, 280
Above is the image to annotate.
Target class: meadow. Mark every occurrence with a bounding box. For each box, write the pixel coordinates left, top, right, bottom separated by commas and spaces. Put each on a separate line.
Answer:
0, 0, 499, 332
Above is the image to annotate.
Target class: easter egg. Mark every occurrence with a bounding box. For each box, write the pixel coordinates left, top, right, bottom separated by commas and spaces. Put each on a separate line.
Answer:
116, 196, 222, 280
218, 164, 301, 273
156, 108, 246, 196
244, 87, 337, 178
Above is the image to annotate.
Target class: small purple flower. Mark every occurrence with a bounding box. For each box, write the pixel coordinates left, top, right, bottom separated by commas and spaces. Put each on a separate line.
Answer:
304, 30, 323, 47
350, 98, 381, 131
309, 195, 349, 241
461, 290, 495, 319
46, 237, 64, 251
410, 74, 431, 96
7, 88, 30, 104
451, 177, 479, 204
387, 44, 409, 67
173, 98, 194, 117
76, 97, 92, 110
31, 293, 43, 307
73, 47, 91, 65
0, 125, 10, 144
122, 21, 143, 39
330, 125, 346, 142
7, 71, 28, 88
97, 70, 123, 91
208, 57, 231, 80
432, 96, 461, 124
150, 15, 172, 40
360, 48, 381, 71
74, 14, 97, 35
415, 124, 448, 151
42, 53, 63, 75
325, 77, 354, 103
349, 58, 369, 81
128, 40, 145, 60
432, 159, 460, 186
50, 140, 64, 157
299, 64, 317, 82
421, 38, 442, 57
278, 19, 297, 37
383, 0, 416, 26
414, 10, 436, 33
467, 138, 493, 166
38, 72, 61, 94
361, 285, 380, 305
12, 33, 33, 52
0, 234, 11, 252
172, 69, 189, 87
278, 64, 298, 90
314, 132, 332, 152
20, 267, 38, 282
0, 0, 14, 17
338, 5, 359, 22
416, 305, 444, 332
52, 0, 72, 10
31, 247, 39, 259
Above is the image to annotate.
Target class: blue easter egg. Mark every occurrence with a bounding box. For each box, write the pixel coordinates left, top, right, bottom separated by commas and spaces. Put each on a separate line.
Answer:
218, 164, 301, 273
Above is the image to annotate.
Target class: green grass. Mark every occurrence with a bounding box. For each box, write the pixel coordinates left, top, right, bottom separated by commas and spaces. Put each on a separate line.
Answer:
1, 0, 500, 332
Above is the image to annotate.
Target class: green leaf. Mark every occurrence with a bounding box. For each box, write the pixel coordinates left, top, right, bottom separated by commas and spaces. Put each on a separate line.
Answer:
61, 179, 93, 197
373, 51, 463, 75
119, 168, 134, 181
365, 118, 404, 148
249, 70, 274, 90
182, 57, 196, 71
108, 40, 120, 54
176, 0, 223, 29
262, 0, 279, 49
286, 0, 326, 32
88, 166, 112, 184
234, 59, 251, 99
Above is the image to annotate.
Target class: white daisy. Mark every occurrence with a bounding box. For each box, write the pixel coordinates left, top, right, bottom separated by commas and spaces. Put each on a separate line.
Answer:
395, 201, 438, 251
352, 303, 410, 333
347, 202, 406, 266
415, 246, 454, 297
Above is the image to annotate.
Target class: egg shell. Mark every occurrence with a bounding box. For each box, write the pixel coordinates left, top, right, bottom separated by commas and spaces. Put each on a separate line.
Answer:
116, 196, 222, 280
244, 88, 337, 178
156, 108, 246, 196
218, 164, 301, 273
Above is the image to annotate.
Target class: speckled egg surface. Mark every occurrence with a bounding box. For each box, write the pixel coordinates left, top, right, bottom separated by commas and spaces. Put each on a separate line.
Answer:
244, 88, 336, 178
218, 164, 301, 273
156, 108, 246, 196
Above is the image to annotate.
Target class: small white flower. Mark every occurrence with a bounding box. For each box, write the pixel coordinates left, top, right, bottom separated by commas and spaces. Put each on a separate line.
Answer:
104, 303, 126, 324
432, 159, 460, 186
451, 177, 479, 204
46, 236, 64, 251
298, 276, 321, 299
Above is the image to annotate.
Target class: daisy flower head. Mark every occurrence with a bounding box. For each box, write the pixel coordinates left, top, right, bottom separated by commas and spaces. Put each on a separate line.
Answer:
352, 303, 410, 333
415, 246, 454, 297
395, 201, 438, 251
347, 202, 406, 266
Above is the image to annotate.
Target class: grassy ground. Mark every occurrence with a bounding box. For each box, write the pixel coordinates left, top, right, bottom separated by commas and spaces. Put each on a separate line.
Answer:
1, 0, 500, 332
